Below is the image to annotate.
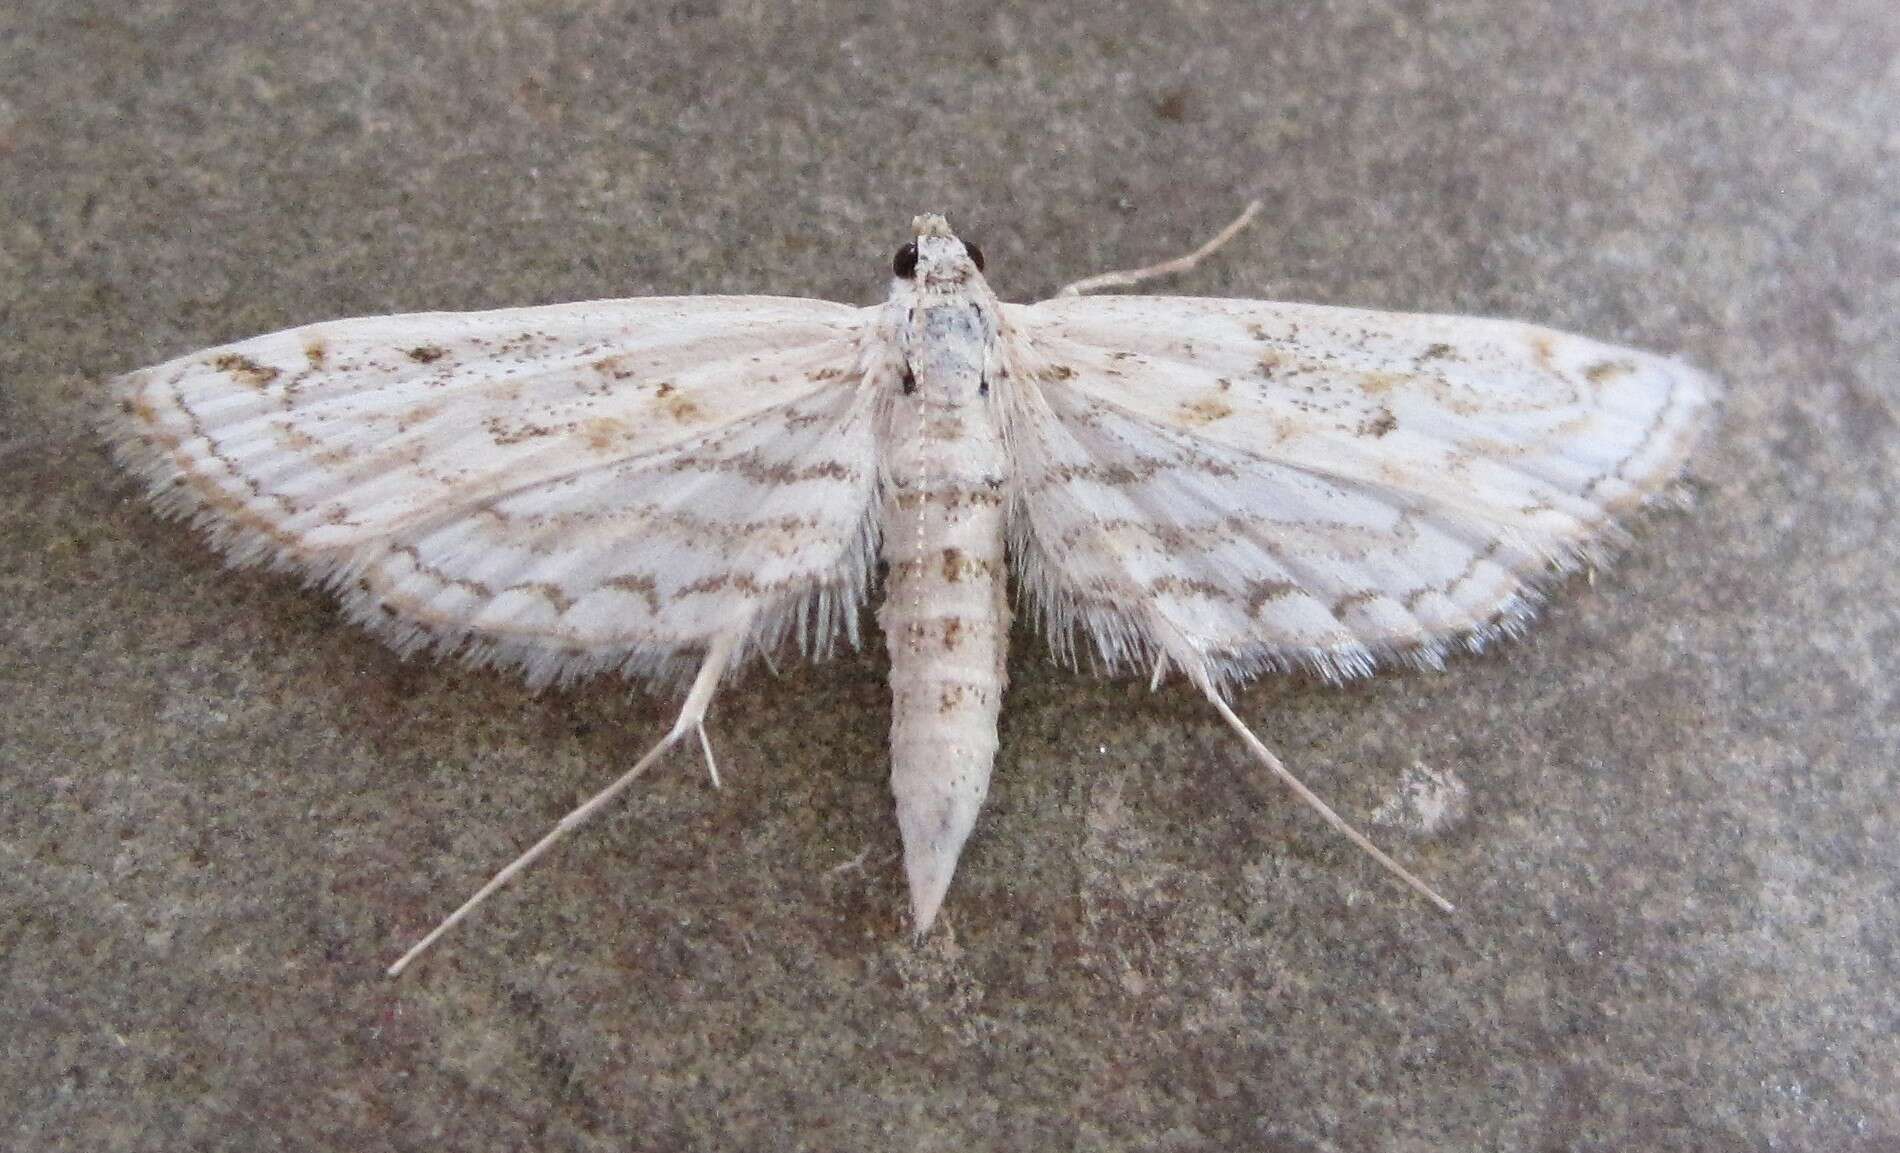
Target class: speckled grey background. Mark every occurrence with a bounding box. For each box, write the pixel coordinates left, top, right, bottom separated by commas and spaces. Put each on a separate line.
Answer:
3, 1, 1895, 1149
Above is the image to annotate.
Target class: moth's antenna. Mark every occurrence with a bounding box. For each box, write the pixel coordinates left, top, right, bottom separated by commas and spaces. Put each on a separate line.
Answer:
1058, 199, 1264, 297
1204, 690, 1456, 914
387, 630, 744, 977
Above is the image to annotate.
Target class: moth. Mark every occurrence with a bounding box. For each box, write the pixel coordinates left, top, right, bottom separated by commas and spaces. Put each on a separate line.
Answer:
105, 205, 1716, 974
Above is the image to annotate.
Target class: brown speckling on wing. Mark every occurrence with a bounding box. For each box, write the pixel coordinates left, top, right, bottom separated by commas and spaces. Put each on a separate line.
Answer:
1357, 407, 1398, 437
1178, 395, 1234, 425
660, 395, 705, 423
1355, 369, 1407, 395
1584, 358, 1637, 384
1528, 331, 1558, 372
212, 353, 280, 388
581, 416, 635, 451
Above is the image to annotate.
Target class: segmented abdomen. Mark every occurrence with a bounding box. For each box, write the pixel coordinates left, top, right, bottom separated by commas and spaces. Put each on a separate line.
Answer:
877, 468, 1010, 930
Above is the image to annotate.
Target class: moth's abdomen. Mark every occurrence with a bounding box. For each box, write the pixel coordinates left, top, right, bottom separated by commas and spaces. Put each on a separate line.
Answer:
877, 476, 1010, 933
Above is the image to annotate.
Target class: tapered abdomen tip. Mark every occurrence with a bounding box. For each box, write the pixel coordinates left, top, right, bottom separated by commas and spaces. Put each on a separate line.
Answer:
896, 788, 984, 936
905, 859, 955, 936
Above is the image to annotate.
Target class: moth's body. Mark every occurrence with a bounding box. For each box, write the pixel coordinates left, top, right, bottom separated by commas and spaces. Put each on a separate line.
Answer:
876, 217, 1010, 928
106, 206, 1718, 970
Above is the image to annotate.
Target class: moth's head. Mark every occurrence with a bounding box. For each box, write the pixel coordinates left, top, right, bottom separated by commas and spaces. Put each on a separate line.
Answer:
893, 213, 986, 290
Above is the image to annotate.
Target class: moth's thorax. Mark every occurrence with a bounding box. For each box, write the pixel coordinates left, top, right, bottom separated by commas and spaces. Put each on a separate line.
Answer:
880, 290, 1006, 487
886, 251, 1002, 419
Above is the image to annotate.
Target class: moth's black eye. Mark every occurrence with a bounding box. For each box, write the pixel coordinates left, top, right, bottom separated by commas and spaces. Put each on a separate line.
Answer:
892, 242, 918, 279
964, 241, 985, 272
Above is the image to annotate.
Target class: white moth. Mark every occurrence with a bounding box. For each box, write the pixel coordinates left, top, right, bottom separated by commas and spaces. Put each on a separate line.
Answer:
105, 205, 1717, 975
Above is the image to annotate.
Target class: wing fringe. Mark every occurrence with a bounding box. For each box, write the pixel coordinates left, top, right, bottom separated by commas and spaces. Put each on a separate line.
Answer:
1007, 485, 1703, 692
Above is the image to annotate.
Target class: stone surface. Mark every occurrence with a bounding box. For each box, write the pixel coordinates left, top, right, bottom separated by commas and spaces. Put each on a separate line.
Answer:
3, 1, 1895, 1149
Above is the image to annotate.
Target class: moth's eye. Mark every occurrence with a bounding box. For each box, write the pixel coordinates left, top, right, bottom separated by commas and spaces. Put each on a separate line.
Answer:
964, 241, 985, 272
892, 242, 918, 279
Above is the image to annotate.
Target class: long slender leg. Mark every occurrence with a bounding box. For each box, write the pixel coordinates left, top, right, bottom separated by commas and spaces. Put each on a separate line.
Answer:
1204, 690, 1456, 914
1057, 200, 1263, 297
387, 631, 743, 977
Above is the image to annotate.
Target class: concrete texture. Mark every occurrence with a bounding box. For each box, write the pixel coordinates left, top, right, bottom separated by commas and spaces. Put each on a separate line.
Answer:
3, 1, 1895, 1148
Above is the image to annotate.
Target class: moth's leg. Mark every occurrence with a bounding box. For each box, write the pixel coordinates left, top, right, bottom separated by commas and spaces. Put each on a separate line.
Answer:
1203, 689, 1456, 914
1057, 200, 1263, 297
697, 724, 722, 789
387, 630, 746, 977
